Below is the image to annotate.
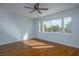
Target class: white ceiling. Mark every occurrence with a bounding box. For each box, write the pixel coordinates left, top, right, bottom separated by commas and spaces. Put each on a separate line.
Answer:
0, 3, 79, 19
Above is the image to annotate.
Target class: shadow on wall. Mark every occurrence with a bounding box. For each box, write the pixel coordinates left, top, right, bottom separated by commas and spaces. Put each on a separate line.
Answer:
0, 17, 21, 40
0, 15, 29, 45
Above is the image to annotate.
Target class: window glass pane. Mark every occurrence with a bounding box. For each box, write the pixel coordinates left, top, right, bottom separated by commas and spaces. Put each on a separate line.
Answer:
51, 19, 62, 32
64, 17, 72, 33
43, 21, 52, 32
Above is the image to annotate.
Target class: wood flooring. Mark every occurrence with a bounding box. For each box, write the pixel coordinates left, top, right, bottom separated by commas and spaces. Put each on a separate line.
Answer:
0, 38, 79, 56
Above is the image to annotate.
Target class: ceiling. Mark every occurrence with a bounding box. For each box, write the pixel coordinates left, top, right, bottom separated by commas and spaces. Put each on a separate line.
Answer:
0, 3, 79, 19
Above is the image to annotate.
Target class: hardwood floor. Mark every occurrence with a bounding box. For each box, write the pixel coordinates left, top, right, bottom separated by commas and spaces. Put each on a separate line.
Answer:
0, 38, 79, 56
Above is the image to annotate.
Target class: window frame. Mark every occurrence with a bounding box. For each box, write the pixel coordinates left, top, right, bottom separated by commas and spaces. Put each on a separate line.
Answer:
39, 19, 62, 33
39, 16, 72, 34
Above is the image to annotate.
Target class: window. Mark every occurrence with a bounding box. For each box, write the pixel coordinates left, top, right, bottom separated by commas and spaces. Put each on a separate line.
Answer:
43, 21, 52, 32
39, 16, 72, 34
39, 19, 62, 32
64, 17, 72, 33
51, 19, 62, 32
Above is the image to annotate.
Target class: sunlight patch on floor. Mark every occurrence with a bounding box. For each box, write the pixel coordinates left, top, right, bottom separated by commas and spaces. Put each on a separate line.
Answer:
32, 45, 54, 49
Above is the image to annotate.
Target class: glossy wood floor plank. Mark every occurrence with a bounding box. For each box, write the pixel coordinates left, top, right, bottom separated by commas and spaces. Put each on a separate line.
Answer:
0, 38, 79, 56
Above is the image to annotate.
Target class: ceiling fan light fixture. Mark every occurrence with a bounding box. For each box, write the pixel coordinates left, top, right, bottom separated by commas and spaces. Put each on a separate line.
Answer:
24, 3, 48, 14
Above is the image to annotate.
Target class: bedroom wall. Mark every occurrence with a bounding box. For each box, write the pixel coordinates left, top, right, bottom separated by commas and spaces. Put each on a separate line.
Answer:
35, 6, 79, 48
0, 12, 35, 45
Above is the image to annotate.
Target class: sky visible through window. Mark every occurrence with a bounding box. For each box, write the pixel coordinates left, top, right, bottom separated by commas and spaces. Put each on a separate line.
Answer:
52, 19, 62, 27
43, 21, 51, 27
64, 17, 71, 28
43, 19, 62, 27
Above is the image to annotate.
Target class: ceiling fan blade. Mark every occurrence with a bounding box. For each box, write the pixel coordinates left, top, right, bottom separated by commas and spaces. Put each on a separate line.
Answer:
39, 8, 48, 10
30, 9, 36, 13
37, 9, 41, 14
24, 6, 34, 9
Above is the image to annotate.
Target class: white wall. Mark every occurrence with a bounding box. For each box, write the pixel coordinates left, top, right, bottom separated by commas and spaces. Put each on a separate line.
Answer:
0, 5, 79, 48
35, 6, 79, 48
0, 13, 35, 45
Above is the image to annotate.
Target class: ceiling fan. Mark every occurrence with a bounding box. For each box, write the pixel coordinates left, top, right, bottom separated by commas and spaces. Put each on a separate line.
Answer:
24, 3, 48, 14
